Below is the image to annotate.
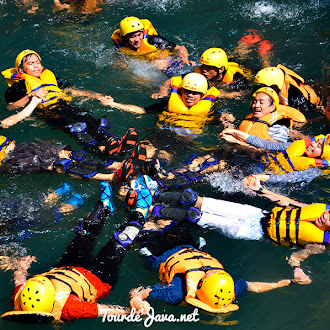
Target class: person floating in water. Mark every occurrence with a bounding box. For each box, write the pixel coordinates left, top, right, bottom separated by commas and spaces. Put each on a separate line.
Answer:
1, 181, 147, 323
111, 16, 195, 74
151, 47, 250, 100
2, 49, 116, 152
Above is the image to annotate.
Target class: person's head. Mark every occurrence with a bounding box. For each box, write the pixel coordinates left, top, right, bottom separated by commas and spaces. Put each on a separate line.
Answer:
196, 270, 235, 309
315, 209, 330, 231
15, 50, 42, 77
19, 276, 56, 313
251, 87, 279, 118
181, 73, 208, 107
119, 16, 144, 50
200, 48, 228, 81
254, 67, 285, 93
305, 138, 325, 158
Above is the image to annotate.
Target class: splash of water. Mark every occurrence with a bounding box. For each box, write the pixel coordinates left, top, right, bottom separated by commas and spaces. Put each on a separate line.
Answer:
206, 171, 251, 194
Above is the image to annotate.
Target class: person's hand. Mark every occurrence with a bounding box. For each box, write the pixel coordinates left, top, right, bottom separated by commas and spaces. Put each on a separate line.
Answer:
292, 267, 311, 285
130, 297, 150, 314
151, 92, 165, 99
221, 128, 249, 141
30, 96, 42, 106
98, 95, 114, 106
220, 113, 236, 123
17, 255, 37, 272
182, 60, 196, 66
221, 131, 241, 144
242, 175, 262, 191
29, 88, 48, 101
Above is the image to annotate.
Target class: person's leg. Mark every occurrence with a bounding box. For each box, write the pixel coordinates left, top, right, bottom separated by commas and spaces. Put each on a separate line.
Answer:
56, 200, 109, 268
200, 196, 264, 219
197, 211, 264, 241
89, 210, 145, 287
56, 182, 115, 268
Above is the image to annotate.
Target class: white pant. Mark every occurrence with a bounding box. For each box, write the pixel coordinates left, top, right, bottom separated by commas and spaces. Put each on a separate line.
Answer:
197, 197, 265, 241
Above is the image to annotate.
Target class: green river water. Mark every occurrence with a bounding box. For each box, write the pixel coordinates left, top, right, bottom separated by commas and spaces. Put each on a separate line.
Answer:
0, 0, 329, 329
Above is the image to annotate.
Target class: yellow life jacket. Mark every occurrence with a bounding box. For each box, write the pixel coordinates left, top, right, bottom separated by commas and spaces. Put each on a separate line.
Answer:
194, 62, 245, 86
277, 64, 322, 106
159, 247, 239, 313
111, 19, 170, 60
13, 267, 98, 320
0, 135, 13, 166
238, 105, 306, 140
267, 204, 330, 246
261, 134, 329, 174
1, 67, 72, 108
158, 76, 220, 133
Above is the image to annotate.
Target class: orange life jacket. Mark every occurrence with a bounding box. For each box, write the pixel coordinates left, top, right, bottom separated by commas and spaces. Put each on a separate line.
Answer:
238, 105, 306, 140
277, 64, 322, 106
159, 247, 239, 313
13, 267, 98, 320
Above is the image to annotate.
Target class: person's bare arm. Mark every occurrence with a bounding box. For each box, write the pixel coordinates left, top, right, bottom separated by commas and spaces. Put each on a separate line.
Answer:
247, 266, 311, 293
53, 0, 71, 11
247, 279, 292, 293
109, 101, 145, 114
13, 256, 37, 287
220, 128, 262, 150
65, 87, 113, 106
7, 88, 48, 110
243, 175, 307, 208
219, 90, 249, 99
288, 243, 326, 268
151, 78, 171, 99
221, 128, 249, 142
129, 286, 152, 314
1, 96, 41, 128
174, 45, 195, 66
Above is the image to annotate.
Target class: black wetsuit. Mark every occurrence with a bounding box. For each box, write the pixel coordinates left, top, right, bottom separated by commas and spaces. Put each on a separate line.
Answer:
0, 142, 70, 174
5, 78, 110, 147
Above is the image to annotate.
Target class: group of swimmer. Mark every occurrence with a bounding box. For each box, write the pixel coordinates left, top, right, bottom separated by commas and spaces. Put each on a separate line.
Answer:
0, 11, 329, 324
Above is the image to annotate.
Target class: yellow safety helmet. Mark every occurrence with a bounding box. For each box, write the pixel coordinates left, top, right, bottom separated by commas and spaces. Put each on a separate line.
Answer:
196, 271, 235, 309
255, 67, 285, 90
321, 134, 330, 160
15, 50, 41, 71
181, 73, 208, 94
0, 135, 13, 165
20, 276, 56, 313
252, 87, 279, 108
200, 48, 228, 69
119, 16, 144, 37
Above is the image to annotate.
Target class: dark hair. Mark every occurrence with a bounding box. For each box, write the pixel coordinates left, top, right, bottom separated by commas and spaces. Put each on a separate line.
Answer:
267, 95, 274, 106
19, 54, 39, 70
